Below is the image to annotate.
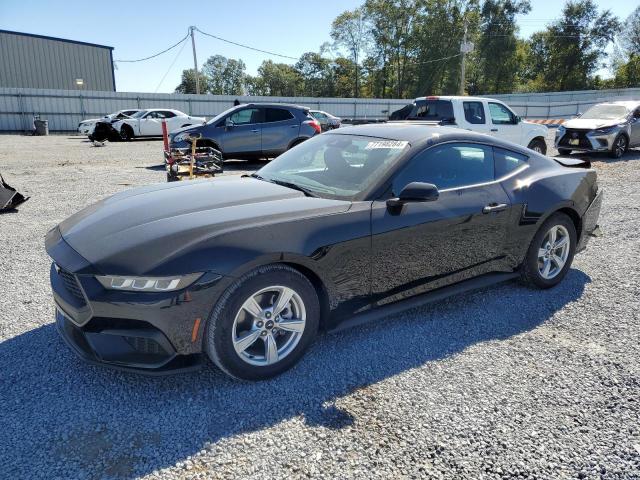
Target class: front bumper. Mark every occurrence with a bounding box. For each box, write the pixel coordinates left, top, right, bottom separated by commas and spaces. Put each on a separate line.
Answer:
555, 127, 620, 152
78, 124, 95, 135
47, 228, 230, 374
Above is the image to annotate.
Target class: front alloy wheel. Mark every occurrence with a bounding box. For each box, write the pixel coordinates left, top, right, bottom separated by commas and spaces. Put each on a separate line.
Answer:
232, 286, 306, 366
609, 135, 627, 159
205, 265, 319, 380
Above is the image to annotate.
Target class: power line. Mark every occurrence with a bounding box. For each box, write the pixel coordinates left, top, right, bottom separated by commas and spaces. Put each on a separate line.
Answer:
410, 52, 463, 65
195, 27, 299, 60
154, 36, 189, 93
114, 32, 189, 63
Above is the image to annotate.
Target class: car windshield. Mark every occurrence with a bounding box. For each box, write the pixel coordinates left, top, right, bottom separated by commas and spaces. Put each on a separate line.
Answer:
206, 106, 240, 125
131, 110, 148, 118
256, 134, 410, 200
581, 104, 630, 120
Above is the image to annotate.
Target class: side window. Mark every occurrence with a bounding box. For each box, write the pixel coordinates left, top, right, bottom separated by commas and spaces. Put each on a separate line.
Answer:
494, 147, 528, 178
393, 143, 494, 192
265, 108, 294, 123
633, 108, 640, 119
143, 111, 158, 119
489, 102, 516, 125
158, 111, 176, 118
229, 108, 261, 125
463, 101, 486, 124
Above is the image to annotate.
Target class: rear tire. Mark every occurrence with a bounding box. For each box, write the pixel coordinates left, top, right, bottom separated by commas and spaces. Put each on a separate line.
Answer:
609, 134, 628, 159
205, 265, 319, 381
557, 148, 572, 155
520, 212, 576, 289
527, 138, 547, 155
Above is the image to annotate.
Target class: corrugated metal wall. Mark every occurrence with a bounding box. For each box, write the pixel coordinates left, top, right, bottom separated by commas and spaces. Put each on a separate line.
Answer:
0, 88, 410, 131
0, 87, 638, 132
0, 31, 114, 91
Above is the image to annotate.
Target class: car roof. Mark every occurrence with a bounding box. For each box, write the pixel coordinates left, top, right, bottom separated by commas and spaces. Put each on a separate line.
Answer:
244, 102, 308, 110
327, 122, 534, 154
414, 95, 502, 103
594, 100, 640, 109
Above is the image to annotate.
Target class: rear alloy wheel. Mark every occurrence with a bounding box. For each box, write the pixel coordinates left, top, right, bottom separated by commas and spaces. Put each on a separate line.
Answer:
609, 134, 628, 159
521, 213, 576, 289
205, 265, 319, 380
527, 138, 547, 155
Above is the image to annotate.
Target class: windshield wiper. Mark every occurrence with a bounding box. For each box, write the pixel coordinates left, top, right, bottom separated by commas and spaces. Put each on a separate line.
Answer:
268, 179, 317, 197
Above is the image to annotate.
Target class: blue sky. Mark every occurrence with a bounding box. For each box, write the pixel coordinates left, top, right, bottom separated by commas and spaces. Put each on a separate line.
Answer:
0, 0, 636, 93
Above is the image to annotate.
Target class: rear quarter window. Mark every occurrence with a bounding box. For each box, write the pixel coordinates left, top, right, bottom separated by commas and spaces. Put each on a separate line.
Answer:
266, 108, 294, 122
494, 147, 528, 178
463, 101, 486, 124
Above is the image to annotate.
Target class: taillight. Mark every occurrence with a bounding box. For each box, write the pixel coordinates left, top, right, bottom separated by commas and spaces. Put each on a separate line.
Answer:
309, 119, 321, 134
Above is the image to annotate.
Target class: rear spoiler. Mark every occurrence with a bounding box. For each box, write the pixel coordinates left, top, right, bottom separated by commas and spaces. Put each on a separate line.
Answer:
553, 157, 591, 169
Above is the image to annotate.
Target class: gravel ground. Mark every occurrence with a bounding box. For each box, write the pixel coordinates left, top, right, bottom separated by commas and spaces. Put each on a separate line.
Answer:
0, 132, 639, 480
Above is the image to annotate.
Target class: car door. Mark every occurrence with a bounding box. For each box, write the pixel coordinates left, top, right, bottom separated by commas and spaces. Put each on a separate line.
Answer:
219, 107, 263, 155
156, 110, 179, 132
488, 102, 522, 145
139, 111, 164, 136
460, 100, 490, 135
370, 142, 512, 307
261, 107, 300, 156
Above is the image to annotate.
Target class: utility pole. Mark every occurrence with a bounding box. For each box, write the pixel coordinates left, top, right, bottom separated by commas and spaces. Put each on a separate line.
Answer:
190, 26, 200, 95
459, 18, 467, 96
459, 18, 474, 96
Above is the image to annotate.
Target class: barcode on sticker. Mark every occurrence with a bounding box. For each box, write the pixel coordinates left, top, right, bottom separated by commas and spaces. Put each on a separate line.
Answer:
365, 141, 408, 149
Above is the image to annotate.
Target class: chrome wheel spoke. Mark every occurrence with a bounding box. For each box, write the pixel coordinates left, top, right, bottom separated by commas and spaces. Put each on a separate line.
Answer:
552, 254, 565, 270
541, 258, 552, 278
265, 333, 279, 364
242, 296, 263, 319
538, 248, 547, 259
547, 227, 557, 246
273, 287, 294, 316
233, 329, 261, 354
276, 318, 305, 333
554, 236, 568, 249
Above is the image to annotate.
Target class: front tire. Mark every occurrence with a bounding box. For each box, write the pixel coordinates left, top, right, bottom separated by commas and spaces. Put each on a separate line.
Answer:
205, 265, 319, 380
120, 125, 133, 141
527, 138, 547, 155
609, 134, 628, 159
520, 212, 576, 289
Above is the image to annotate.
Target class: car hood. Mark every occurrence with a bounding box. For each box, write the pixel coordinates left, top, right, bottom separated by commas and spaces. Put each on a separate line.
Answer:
562, 118, 626, 130
57, 177, 350, 275
170, 124, 202, 139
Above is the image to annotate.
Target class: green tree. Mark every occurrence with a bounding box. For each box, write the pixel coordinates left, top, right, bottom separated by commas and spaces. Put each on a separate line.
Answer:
472, 0, 531, 94
201, 55, 246, 95
252, 60, 304, 96
619, 6, 640, 57
330, 8, 370, 97
523, 0, 620, 91
174, 69, 209, 94
295, 52, 335, 97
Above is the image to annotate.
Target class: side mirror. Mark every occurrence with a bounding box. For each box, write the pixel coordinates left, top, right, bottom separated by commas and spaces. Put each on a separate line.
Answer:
225, 117, 234, 128
386, 182, 439, 209
576, 112, 583, 118
515, 115, 522, 124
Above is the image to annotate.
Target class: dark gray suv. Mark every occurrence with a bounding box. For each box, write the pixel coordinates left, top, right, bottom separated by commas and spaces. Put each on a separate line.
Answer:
170, 103, 322, 160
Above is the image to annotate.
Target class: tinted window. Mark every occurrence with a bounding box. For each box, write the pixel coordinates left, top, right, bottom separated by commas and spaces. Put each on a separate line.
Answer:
154, 111, 176, 119
143, 111, 158, 119
229, 108, 261, 125
410, 100, 454, 121
266, 108, 294, 123
463, 101, 486, 124
494, 147, 527, 178
489, 103, 516, 125
393, 143, 494, 192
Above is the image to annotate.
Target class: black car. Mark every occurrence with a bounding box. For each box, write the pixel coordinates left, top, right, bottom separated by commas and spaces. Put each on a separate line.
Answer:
47, 124, 602, 380
169, 103, 322, 160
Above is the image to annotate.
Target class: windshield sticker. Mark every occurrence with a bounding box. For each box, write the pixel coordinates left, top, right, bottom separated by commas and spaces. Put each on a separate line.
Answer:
365, 140, 408, 150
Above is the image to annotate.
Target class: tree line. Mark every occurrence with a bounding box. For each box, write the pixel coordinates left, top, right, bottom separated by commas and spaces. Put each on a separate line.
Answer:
175, 0, 640, 98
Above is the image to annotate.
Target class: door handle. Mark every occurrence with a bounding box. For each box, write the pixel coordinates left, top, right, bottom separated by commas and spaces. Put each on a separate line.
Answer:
491, 128, 498, 132
251, 129, 259, 133
482, 203, 507, 214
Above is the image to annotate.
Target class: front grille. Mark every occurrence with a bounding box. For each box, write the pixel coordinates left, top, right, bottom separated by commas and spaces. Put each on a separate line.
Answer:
58, 267, 86, 302
124, 336, 167, 356
559, 129, 592, 148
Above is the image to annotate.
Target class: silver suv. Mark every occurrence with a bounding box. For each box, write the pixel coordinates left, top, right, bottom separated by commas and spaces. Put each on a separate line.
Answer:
555, 101, 640, 158
170, 103, 321, 160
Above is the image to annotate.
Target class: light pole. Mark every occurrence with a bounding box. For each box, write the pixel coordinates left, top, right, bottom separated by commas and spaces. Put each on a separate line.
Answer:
190, 26, 200, 94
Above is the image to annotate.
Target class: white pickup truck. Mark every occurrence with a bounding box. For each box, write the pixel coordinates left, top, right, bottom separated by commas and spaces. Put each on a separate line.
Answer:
113, 109, 206, 140
398, 96, 548, 154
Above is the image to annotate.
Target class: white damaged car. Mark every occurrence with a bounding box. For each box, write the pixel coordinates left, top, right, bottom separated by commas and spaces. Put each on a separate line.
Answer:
77, 109, 140, 137
113, 109, 206, 140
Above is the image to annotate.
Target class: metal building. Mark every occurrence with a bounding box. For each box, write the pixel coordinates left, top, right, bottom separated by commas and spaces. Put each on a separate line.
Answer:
0, 30, 115, 91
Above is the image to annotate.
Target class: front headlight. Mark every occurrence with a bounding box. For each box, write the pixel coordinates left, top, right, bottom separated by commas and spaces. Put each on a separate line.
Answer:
96, 273, 202, 292
173, 132, 191, 143
593, 125, 619, 135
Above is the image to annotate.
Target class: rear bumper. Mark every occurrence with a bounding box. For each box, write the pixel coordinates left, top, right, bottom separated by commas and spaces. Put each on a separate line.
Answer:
577, 189, 603, 252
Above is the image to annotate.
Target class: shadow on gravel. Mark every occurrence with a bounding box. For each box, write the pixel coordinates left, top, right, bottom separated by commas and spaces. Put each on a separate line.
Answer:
0, 269, 590, 479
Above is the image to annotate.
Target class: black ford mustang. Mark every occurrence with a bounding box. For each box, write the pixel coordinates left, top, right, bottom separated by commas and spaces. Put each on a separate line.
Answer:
46, 124, 602, 380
